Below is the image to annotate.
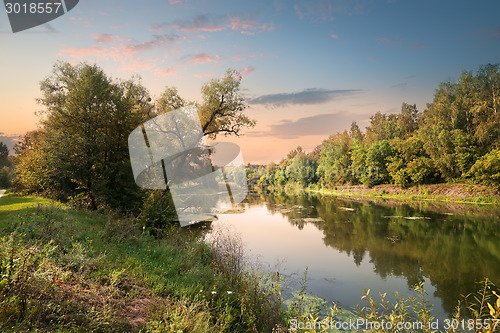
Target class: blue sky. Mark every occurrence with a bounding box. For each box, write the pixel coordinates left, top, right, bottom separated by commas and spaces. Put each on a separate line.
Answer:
1, 0, 500, 162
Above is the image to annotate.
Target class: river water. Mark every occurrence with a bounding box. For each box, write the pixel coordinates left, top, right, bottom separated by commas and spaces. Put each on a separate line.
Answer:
206, 192, 500, 319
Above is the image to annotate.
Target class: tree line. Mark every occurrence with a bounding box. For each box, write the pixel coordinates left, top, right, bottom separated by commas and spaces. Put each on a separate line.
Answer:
248, 63, 500, 191
11, 61, 254, 218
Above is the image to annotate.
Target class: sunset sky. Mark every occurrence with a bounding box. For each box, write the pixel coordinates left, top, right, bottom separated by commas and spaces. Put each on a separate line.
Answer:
1, 0, 500, 163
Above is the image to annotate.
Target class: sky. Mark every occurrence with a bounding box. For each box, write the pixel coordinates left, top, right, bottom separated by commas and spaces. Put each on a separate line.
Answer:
1, 0, 500, 163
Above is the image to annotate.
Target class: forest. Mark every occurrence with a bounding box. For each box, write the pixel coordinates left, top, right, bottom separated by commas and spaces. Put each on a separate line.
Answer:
248, 63, 500, 192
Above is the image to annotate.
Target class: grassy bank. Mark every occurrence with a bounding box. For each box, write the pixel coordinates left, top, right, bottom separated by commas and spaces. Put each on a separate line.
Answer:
0, 192, 286, 332
302, 183, 500, 205
2, 192, 500, 332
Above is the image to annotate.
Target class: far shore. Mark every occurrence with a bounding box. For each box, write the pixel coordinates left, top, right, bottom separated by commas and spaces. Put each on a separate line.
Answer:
304, 183, 500, 205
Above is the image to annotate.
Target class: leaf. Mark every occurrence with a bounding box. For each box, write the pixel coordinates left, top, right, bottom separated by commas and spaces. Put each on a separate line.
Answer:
488, 302, 495, 317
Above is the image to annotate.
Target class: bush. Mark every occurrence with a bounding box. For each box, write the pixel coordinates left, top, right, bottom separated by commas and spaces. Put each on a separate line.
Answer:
468, 149, 500, 189
140, 189, 179, 232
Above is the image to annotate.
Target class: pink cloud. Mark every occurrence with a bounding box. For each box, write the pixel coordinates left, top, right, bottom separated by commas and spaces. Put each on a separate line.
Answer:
122, 34, 179, 57
368, 57, 377, 62
155, 66, 177, 76
231, 16, 275, 35
230, 17, 258, 31
121, 58, 157, 72
94, 34, 115, 44
61, 34, 178, 61
193, 73, 215, 78
243, 66, 255, 74
180, 53, 220, 64
331, 33, 339, 39
59, 46, 109, 58
59, 34, 180, 74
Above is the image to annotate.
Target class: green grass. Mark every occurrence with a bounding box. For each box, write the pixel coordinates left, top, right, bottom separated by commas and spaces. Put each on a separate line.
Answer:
0, 191, 53, 212
0, 194, 286, 332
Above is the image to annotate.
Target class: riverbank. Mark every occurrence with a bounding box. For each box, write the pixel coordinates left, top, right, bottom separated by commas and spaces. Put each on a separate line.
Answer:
305, 183, 500, 205
0, 192, 286, 332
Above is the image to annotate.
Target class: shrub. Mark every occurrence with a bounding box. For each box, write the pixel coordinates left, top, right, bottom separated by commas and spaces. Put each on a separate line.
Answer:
468, 149, 500, 189
140, 189, 179, 232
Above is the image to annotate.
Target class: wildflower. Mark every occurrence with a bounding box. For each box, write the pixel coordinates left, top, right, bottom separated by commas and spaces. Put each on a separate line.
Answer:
29, 247, 39, 252
227, 291, 233, 294
211, 291, 217, 294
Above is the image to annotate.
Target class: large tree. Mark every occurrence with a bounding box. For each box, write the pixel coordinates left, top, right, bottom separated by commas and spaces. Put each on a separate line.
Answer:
156, 69, 255, 138
16, 62, 151, 210
141, 69, 256, 226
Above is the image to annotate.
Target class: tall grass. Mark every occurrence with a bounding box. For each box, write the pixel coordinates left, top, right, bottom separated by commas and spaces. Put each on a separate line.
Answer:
0, 193, 288, 332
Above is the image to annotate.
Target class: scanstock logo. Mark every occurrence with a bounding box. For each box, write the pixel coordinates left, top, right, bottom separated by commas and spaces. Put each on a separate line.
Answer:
4, 0, 79, 33
128, 106, 248, 227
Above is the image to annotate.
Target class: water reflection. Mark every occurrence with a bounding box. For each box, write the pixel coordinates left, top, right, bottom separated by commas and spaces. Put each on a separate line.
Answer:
239, 193, 500, 316
185, 191, 500, 319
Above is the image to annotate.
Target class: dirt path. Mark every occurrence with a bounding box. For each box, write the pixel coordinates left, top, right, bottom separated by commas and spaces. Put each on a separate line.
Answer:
0, 190, 6, 198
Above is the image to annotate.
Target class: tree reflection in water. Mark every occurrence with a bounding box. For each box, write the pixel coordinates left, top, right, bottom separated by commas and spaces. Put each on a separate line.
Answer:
245, 192, 500, 315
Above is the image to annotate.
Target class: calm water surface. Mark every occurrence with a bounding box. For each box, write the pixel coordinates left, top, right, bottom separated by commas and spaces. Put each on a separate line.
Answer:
206, 192, 500, 319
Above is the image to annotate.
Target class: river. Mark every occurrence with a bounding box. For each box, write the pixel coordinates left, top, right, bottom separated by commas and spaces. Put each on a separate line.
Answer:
205, 191, 500, 319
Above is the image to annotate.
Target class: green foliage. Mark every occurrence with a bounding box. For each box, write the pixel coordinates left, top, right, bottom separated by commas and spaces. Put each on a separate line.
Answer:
317, 132, 355, 185
362, 140, 393, 187
0, 142, 10, 168
0, 166, 14, 188
354, 280, 500, 333
159, 69, 256, 139
468, 149, 500, 188
286, 151, 317, 185
366, 111, 401, 144
355, 283, 436, 333
200, 69, 255, 138
418, 64, 500, 181
387, 136, 434, 187
140, 189, 179, 232
14, 62, 150, 211
398, 103, 420, 138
